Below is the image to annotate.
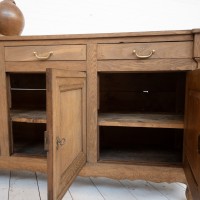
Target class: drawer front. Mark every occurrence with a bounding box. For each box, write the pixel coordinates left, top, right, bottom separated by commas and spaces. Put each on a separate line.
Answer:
5, 45, 86, 61
97, 42, 193, 60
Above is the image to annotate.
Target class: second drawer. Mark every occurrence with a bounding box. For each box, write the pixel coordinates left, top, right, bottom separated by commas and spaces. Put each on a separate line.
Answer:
97, 41, 193, 60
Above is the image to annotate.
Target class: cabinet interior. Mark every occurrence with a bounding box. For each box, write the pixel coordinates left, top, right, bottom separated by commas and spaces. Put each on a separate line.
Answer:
98, 72, 186, 165
8, 73, 47, 157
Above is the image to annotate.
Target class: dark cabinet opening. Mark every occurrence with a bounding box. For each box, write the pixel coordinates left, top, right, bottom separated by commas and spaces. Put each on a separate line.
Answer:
99, 126, 183, 165
8, 73, 47, 157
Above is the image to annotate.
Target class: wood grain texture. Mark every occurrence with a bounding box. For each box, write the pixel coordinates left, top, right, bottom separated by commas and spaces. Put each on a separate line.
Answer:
97, 42, 193, 60
0, 29, 193, 41
98, 113, 184, 129
5, 61, 87, 72
86, 43, 98, 163
194, 33, 200, 58
0, 45, 10, 156
0, 156, 46, 172
80, 163, 187, 183
5, 45, 86, 61
184, 69, 200, 200
98, 59, 197, 72
46, 69, 86, 200
10, 110, 46, 123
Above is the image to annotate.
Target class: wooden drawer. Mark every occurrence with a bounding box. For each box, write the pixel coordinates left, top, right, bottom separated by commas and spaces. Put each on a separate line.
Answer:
5, 45, 86, 61
97, 42, 193, 60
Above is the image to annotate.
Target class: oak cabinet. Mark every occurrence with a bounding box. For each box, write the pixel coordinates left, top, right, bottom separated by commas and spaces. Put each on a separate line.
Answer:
0, 29, 200, 199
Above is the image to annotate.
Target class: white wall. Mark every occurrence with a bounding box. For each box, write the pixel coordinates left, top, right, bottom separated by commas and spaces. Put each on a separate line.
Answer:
13, 0, 200, 35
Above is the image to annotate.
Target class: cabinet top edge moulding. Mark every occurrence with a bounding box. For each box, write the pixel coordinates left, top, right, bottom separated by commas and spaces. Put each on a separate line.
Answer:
0, 29, 195, 41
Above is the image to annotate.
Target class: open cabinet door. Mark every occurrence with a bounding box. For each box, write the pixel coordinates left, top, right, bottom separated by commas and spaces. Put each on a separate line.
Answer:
46, 69, 86, 200
184, 69, 200, 200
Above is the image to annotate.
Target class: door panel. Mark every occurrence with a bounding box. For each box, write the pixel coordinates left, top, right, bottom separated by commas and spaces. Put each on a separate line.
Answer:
47, 69, 86, 200
185, 69, 200, 199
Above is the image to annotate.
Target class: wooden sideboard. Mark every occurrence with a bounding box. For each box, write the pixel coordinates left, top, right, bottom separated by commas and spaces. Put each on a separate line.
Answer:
0, 29, 200, 200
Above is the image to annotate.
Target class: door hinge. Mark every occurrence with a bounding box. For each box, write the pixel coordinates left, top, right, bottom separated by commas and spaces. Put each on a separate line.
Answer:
44, 131, 49, 151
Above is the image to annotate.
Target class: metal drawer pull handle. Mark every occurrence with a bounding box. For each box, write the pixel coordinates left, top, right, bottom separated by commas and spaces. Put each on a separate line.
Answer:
33, 51, 53, 60
56, 137, 66, 150
133, 49, 155, 59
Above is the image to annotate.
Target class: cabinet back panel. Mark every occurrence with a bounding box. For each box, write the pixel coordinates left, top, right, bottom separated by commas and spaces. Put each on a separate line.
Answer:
9, 73, 46, 110
11, 90, 46, 110
99, 126, 183, 165
12, 122, 46, 157
99, 72, 186, 114
10, 74, 46, 89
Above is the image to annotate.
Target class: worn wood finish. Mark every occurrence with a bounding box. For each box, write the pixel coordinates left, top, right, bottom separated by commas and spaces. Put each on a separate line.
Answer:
6, 61, 87, 72
46, 69, 86, 200
5, 45, 86, 61
98, 113, 184, 129
10, 110, 46, 123
0, 45, 10, 156
0, 156, 46, 172
194, 34, 200, 58
98, 42, 193, 60
0, 29, 200, 199
184, 69, 200, 199
0, 29, 193, 41
98, 59, 197, 72
80, 163, 187, 183
87, 43, 98, 163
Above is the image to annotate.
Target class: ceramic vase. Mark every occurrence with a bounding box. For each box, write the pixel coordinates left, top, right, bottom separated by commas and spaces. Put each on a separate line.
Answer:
0, 0, 25, 36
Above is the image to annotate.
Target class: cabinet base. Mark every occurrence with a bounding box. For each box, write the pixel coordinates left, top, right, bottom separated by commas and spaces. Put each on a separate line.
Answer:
0, 156, 47, 172
80, 162, 187, 183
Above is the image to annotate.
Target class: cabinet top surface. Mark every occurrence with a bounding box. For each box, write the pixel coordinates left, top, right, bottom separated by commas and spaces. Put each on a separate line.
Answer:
0, 29, 197, 41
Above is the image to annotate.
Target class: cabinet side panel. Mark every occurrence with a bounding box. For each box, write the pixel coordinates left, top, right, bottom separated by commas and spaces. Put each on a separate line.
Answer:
184, 69, 200, 199
194, 34, 200, 58
0, 45, 10, 155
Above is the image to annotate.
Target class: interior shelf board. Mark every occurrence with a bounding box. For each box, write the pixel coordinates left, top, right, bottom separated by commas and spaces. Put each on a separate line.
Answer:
98, 113, 184, 129
10, 110, 46, 123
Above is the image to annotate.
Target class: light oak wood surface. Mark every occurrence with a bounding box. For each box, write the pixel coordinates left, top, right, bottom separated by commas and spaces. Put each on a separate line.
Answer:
97, 42, 193, 60
5, 45, 86, 61
0, 29, 200, 199
98, 113, 184, 129
10, 110, 46, 123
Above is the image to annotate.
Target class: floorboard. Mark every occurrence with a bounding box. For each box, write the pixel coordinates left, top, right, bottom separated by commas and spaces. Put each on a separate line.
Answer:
120, 179, 168, 200
91, 177, 137, 200
0, 170, 187, 200
69, 177, 104, 200
148, 181, 187, 200
9, 171, 40, 200
0, 170, 10, 200
36, 172, 47, 200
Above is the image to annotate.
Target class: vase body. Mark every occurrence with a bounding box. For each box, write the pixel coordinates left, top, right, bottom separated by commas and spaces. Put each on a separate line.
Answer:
0, 0, 25, 36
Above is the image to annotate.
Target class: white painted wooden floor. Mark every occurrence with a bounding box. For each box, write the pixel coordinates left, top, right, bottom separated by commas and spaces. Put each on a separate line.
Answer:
0, 170, 187, 200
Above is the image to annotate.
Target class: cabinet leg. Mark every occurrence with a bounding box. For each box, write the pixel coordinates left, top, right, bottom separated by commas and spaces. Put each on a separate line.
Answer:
186, 186, 193, 200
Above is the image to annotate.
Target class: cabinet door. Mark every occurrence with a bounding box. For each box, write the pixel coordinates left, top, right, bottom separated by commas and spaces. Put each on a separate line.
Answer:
184, 69, 200, 199
46, 69, 86, 200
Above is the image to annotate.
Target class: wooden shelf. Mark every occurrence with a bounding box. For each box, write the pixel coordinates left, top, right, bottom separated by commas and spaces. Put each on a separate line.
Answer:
99, 148, 182, 165
98, 113, 184, 129
10, 110, 46, 123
